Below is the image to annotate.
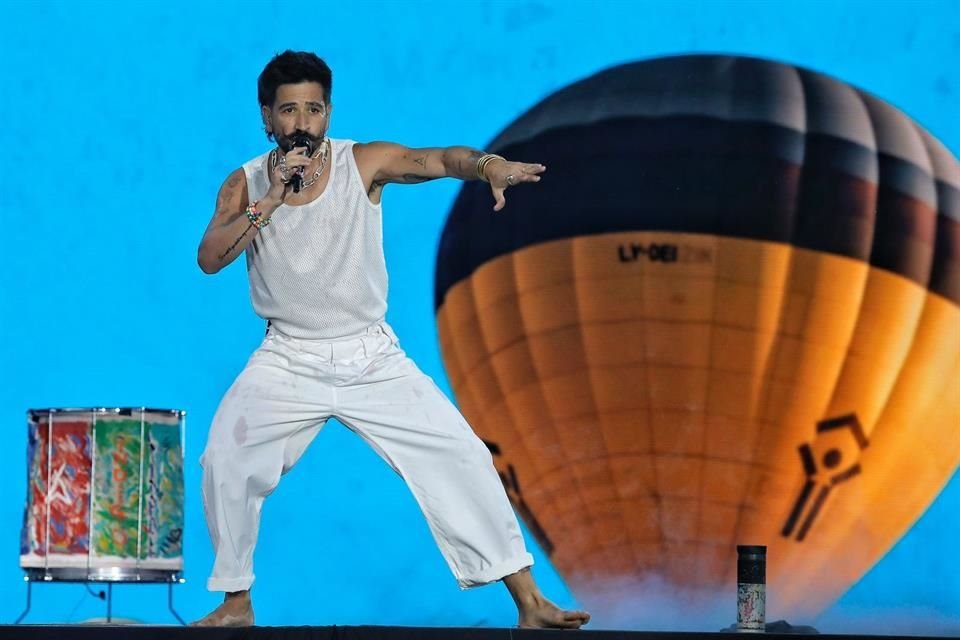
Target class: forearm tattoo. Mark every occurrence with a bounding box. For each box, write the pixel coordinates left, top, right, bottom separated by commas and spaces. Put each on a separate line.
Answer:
217, 223, 254, 263
450, 149, 483, 178
462, 150, 482, 174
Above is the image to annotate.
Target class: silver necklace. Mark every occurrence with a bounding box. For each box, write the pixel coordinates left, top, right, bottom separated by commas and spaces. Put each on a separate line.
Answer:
273, 137, 331, 189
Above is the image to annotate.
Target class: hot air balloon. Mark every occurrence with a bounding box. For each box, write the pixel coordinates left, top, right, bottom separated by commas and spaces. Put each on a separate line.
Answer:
434, 55, 960, 620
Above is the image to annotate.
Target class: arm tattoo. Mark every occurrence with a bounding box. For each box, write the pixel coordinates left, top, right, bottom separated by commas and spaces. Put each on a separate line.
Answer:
216, 172, 245, 224
217, 172, 242, 205
456, 150, 483, 177
413, 155, 426, 169
217, 223, 254, 263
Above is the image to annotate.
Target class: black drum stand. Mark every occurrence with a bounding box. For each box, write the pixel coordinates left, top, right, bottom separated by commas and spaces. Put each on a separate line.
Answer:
14, 568, 186, 625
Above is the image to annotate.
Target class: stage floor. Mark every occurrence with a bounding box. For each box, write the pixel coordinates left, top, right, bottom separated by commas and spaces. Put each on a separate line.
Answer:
0, 625, 947, 640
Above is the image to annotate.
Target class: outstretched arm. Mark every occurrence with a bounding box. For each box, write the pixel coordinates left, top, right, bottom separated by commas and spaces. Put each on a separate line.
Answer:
354, 142, 545, 211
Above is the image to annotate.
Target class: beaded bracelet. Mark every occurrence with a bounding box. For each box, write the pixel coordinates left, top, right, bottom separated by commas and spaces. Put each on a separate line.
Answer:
245, 201, 271, 230
476, 153, 505, 182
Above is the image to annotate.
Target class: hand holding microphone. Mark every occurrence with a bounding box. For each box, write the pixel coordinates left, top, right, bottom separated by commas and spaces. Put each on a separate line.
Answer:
289, 133, 313, 193
266, 140, 313, 206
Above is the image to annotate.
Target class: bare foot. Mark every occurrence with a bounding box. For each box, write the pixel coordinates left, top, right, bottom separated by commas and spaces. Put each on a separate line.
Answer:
191, 591, 255, 627
518, 593, 591, 629
503, 567, 591, 629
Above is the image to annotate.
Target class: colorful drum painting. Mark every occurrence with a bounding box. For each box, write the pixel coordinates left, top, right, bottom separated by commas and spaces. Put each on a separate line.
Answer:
20, 408, 185, 580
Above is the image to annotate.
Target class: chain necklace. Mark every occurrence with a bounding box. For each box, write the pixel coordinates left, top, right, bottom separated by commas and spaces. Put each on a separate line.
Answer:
273, 137, 331, 190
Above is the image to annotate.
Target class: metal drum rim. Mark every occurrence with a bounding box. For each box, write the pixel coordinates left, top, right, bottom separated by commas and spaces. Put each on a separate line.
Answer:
27, 407, 186, 417
23, 567, 183, 583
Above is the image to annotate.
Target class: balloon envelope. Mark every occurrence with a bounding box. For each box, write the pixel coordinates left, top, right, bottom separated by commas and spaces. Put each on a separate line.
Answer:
434, 55, 960, 618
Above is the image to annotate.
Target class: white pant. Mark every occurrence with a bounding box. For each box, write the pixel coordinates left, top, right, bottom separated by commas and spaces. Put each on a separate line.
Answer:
200, 321, 533, 592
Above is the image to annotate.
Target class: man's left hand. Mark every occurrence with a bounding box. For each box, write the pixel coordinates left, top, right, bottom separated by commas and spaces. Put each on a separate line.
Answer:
485, 160, 546, 212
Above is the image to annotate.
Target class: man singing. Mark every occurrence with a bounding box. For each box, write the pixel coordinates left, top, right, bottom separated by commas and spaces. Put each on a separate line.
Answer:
192, 50, 590, 630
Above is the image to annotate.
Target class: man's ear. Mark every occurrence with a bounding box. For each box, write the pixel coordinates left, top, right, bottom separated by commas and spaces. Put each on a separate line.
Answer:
261, 105, 273, 135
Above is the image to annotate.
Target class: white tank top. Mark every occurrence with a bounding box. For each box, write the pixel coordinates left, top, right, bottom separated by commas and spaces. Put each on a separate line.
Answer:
241, 139, 388, 339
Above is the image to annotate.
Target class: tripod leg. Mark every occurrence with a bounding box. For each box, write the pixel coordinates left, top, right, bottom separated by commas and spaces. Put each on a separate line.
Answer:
168, 582, 186, 625
13, 580, 31, 624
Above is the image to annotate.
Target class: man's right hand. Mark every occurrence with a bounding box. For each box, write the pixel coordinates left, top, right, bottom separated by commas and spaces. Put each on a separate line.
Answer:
264, 146, 312, 208
197, 146, 314, 274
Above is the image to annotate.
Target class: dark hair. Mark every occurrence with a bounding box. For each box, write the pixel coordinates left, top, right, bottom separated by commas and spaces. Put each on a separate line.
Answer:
257, 50, 333, 107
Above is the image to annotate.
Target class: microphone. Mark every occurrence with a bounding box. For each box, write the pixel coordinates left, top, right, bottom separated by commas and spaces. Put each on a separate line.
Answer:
290, 133, 313, 193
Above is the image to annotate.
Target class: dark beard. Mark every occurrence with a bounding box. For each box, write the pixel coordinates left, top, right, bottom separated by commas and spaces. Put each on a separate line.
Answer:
277, 131, 323, 154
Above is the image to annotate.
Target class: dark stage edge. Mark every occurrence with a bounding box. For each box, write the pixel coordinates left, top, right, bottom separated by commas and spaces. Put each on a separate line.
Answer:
0, 626, 951, 640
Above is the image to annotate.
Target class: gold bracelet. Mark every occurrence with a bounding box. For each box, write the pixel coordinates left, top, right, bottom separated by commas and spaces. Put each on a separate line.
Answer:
476, 153, 505, 182
477, 154, 504, 181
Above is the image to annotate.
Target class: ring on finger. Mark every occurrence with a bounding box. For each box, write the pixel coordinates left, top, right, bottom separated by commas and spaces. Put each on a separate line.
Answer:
506, 174, 516, 186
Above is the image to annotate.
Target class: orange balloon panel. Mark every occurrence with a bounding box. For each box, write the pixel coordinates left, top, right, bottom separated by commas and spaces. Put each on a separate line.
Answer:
775, 293, 960, 614
436, 232, 960, 615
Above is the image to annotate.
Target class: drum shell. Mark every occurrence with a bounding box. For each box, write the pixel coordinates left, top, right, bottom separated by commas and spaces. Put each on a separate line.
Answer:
19, 408, 185, 580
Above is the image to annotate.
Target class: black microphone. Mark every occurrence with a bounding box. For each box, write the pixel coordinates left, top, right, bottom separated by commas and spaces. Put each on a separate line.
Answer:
290, 133, 313, 193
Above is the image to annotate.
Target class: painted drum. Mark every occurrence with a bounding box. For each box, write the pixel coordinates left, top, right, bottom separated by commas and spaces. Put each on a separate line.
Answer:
20, 408, 186, 582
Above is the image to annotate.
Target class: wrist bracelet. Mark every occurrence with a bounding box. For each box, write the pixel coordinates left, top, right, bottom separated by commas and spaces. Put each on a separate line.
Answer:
476, 153, 505, 182
245, 201, 271, 230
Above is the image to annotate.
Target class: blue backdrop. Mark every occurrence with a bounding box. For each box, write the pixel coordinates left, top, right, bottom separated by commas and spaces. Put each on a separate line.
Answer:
1, 0, 958, 632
